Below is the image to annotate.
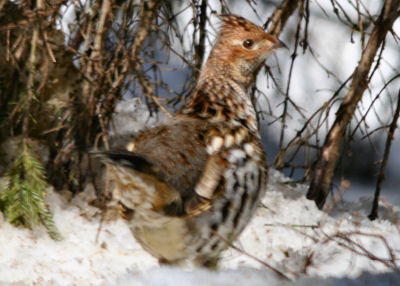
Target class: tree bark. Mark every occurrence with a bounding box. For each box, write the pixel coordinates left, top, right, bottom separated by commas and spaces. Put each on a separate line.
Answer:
266, 0, 298, 36
307, 0, 400, 209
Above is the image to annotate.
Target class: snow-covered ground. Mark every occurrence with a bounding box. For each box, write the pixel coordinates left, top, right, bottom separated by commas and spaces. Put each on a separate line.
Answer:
0, 169, 399, 286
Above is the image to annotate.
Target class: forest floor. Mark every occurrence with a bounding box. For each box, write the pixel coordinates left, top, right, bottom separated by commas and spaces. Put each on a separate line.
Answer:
0, 169, 399, 286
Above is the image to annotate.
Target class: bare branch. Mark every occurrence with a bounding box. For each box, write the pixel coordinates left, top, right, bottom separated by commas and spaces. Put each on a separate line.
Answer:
265, 0, 298, 36
211, 230, 291, 281
193, 0, 207, 75
369, 89, 400, 220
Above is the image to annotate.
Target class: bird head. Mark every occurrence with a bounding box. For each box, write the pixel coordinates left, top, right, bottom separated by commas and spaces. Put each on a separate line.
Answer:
200, 14, 286, 88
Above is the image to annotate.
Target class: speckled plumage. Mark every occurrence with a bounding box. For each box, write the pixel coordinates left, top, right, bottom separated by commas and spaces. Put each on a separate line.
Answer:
94, 14, 285, 267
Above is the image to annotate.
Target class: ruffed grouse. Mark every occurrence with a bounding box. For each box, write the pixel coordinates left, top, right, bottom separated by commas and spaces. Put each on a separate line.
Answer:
95, 14, 285, 267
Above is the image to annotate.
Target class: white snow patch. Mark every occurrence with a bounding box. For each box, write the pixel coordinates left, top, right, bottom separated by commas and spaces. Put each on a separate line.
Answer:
108, 98, 168, 137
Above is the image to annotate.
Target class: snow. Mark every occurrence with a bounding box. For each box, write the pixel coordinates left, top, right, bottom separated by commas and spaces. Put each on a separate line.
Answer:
108, 98, 168, 137
0, 170, 399, 286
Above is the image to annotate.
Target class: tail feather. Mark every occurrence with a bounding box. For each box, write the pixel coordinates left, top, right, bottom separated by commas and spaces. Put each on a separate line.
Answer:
91, 150, 185, 216
91, 150, 154, 173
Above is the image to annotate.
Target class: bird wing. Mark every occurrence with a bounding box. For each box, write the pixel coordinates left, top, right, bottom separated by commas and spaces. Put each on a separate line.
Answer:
95, 116, 256, 218
95, 117, 231, 217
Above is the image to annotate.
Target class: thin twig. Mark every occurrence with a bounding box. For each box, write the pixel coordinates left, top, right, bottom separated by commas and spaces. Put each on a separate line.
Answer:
369, 89, 400, 220
211, 230, 291, 281
42, 30, 56, 63
277, 1, 304, 164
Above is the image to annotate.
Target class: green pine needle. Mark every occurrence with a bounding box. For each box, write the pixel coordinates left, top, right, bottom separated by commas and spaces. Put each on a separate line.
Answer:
0, 141, 62, 241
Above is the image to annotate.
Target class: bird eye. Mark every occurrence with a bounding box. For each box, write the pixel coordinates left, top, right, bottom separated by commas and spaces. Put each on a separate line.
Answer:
242, 39, 254, 49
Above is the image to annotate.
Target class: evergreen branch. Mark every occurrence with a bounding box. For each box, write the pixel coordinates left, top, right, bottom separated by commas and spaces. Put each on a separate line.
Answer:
0, 140, 62, 241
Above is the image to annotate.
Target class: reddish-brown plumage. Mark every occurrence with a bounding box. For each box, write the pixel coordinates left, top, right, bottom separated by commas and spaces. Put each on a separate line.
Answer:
94, 14, 285, 267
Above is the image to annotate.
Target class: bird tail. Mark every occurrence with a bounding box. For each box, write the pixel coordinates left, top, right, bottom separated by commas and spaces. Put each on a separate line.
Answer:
91, 150, 184, 216
90, 150, 158, 176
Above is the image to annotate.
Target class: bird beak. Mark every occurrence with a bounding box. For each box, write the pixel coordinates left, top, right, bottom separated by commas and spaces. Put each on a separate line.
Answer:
272, 39, 287, 50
